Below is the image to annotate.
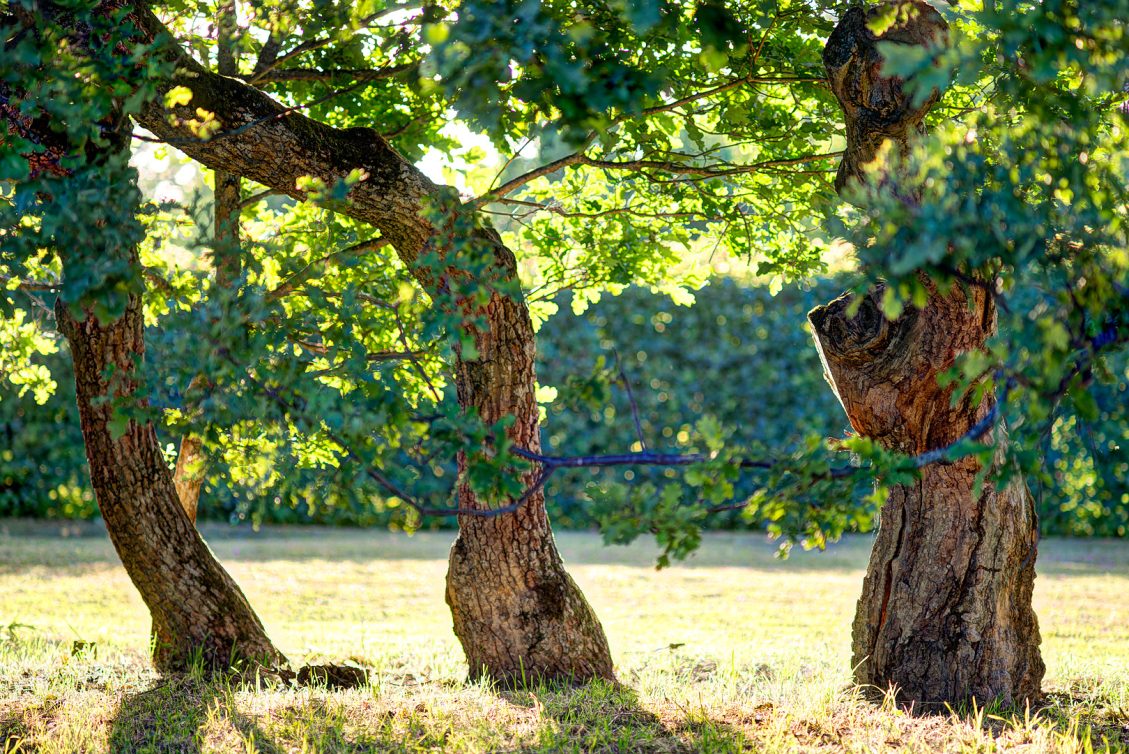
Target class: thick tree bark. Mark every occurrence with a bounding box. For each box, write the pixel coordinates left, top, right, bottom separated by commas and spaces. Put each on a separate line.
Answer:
57, 293, 286, 672
102, 3, 613, 682
810, 1, 1044, 706
447, 277, 613, 684
809, 285, 1043, 706
5, 6, 287, 676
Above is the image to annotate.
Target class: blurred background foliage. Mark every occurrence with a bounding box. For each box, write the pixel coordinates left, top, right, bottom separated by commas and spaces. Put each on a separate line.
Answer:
1, 0, 1126, 557
3, 277, 1124, 537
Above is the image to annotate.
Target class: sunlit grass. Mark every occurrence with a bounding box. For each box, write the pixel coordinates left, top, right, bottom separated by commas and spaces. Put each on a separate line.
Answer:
2, 522, 1127, 752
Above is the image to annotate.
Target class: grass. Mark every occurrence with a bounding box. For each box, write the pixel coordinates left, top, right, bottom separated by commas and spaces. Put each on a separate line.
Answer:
1, 520, 1127, 753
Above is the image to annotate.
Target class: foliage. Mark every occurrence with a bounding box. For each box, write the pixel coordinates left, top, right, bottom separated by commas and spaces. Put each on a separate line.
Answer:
4, 279, 1124, 539
0, 0, 1126, 563
827, 0, 1129, 501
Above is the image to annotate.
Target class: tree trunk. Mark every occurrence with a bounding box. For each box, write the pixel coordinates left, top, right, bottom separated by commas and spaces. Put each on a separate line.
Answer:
56, 291, 285, 672
809, 284, 1043, 706
172, 400, 204, 521
171, 2, 241, 522
446, 270, 613, 684
811, 1, 1044, 706
37, 87, 287, 673
108, 5, 614, 684
170, 169, 242, 521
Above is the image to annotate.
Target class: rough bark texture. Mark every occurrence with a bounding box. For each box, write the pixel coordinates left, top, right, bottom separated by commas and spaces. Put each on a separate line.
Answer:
99, 2, 613, 682
823, 1, 947, 194
811, 1, 1044, 707
57, 291, 285, 672
809, 285, 1044, 706
447, 286, 613, 684
4, 6, 288, 675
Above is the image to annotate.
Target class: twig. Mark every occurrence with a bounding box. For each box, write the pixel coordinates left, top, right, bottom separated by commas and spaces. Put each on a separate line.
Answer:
613, 349, 647, 451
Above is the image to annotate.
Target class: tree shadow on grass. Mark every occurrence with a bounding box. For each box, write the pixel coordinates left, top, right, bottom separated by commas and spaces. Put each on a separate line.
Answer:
108, 675, 284, 754
855, 685, 1129, 751
500, 678, 758, 753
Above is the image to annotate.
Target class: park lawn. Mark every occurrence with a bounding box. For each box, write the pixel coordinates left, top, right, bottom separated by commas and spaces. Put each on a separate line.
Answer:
1, 521, 1127, 753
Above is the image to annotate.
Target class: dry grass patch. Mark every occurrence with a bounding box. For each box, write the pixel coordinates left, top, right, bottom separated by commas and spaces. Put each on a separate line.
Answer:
1, 523, 1127, 752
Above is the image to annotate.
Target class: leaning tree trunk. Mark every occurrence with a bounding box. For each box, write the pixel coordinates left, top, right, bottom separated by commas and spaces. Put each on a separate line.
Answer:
810, 0, 1044, 706
446, 235, 613, 685
57, 290, 285, 672
42, 98, 286, 673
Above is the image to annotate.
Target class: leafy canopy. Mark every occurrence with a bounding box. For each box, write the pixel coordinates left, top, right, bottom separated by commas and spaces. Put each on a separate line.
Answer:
0, 0, 1125, 562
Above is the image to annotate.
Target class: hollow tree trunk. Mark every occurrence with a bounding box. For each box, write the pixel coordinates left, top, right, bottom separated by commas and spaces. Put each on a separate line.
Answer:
98, 4, 614, 684
811, 1, 1044, 706
446, 263, 613, 684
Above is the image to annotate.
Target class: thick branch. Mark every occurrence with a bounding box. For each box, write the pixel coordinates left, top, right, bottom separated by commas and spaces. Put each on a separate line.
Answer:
122, 6, 440, 265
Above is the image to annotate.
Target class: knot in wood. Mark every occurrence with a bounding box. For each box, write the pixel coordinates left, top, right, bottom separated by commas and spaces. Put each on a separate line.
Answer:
809, 282, 993, 453
823, 1, 948, 194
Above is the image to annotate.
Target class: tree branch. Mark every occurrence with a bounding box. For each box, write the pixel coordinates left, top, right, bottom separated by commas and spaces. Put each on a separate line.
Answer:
474, 151, 841, 205
248, 63, 416, 84
117, 5, 442, 268
267, 237, 389, 301
244, 4, 423, 86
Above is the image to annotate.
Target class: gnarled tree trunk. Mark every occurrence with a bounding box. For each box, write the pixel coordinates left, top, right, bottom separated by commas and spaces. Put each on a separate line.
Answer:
809, 284, 1043, 706
447, 260, 613, 684
107, 4, 613, 683
810, 0, 1044, 706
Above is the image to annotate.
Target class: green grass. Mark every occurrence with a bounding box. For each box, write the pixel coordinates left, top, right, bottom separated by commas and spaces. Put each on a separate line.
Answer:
1, 521, 1127, 753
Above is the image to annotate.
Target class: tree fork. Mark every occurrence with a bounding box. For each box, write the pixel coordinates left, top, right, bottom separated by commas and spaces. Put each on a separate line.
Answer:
810, 0, 1044, 706
99, 2, 613, 683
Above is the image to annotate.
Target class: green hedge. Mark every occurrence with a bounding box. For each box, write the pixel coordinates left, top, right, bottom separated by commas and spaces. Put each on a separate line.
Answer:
536, 279, 849, 529
1, 278, 1125, 536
